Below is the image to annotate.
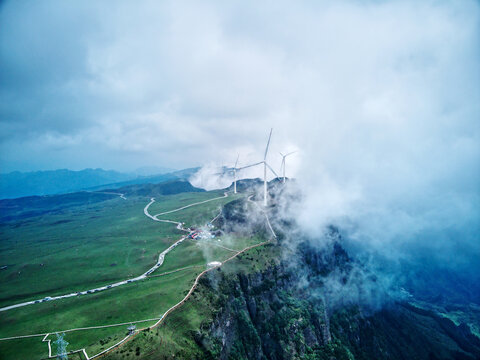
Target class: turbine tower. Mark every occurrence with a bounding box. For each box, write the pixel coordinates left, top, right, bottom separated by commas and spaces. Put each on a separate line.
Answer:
279, 151, 297, 184
263, 129, 273, 207
235, 129, 278, 206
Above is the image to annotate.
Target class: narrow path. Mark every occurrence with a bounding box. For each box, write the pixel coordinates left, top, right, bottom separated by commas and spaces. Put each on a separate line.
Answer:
153, 192, 228, 217
147, 265, 204, 278
84, 190, 127, 200
192, 239, 239, 253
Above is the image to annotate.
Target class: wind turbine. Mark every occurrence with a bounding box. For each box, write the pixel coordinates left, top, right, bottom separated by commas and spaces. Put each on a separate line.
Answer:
279, 151, 297, 184
212, 129, 278, 206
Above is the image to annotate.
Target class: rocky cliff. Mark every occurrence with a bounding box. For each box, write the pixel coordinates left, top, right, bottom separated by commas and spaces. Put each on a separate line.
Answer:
190, 235, 480, 360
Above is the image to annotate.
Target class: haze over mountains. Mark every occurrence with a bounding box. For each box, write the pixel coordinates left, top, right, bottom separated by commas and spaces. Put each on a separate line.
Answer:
0, 167, 182, 199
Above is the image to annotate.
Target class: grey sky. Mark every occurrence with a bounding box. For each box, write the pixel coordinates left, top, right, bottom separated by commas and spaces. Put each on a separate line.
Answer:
1, 0, 476, 173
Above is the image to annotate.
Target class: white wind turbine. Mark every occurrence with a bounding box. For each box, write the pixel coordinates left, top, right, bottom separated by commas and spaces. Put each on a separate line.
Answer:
263, 129, 273, 206
238, 128, 278, 206
279, 151, 297, 184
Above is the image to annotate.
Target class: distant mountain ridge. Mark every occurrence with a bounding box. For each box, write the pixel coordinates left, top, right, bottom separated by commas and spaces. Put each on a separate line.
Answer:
0, 168, 196, 199
108, 178, 205, 198
0, 179, 205, 222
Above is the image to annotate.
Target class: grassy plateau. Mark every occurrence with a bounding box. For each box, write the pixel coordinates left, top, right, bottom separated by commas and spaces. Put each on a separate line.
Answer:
0, 187, 251, 360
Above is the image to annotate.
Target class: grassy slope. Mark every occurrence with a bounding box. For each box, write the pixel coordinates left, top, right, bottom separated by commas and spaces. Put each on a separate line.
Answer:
148, 190, 240, 228
0, 196, 176, 306
0, 189, 242, 360
0, 192, 237, 306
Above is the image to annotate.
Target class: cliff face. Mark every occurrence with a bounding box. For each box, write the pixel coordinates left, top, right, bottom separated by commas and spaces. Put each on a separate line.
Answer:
197, 264, 333, 360
192, 239, 480, 360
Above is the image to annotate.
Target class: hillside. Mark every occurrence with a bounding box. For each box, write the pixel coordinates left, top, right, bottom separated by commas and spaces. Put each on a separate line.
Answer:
108, 179, 205, 197
86, 168, 199, 192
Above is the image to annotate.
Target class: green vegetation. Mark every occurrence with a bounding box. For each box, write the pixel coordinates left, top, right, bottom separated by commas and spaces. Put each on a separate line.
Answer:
150, 190, 242, 228
0, 187, 248, 360
0, 191, 238, 307
0, 268, 198, 359
412, 299, 480, 339
0, 196, 178, 306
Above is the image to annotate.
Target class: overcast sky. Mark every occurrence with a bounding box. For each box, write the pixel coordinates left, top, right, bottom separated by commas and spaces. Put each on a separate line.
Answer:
1, 0, 477, 175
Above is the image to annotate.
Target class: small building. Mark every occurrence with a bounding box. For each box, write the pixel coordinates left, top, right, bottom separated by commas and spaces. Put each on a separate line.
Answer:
127, 324, 136, 335
207, 261, 222, 268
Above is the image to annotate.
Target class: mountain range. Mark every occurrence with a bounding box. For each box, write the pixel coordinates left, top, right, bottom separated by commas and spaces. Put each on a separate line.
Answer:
0, 167, 198, 199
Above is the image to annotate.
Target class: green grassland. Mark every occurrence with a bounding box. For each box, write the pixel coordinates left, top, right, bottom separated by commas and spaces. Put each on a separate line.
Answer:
0, 188, 250, 360
0, 264, 199, 359
0, 191, 238, 307
158, 234, 265, 274
0, 196, 177, 306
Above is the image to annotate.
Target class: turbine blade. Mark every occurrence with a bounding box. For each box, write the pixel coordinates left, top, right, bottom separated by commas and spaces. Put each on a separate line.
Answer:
285, 150, 297, 157
265, 162, 279, 178
237, 161, 263, 171
234, 154, 239, 168
279, 152, 285, 157
264, 128, 273, 161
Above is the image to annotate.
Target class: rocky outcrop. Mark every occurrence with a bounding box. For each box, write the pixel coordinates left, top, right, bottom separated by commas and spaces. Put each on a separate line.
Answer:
192, 238, 480, 360
196, 265, 333, 360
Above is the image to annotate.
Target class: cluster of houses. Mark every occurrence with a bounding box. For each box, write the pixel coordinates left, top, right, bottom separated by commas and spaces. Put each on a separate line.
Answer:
188, 222, 218, 240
